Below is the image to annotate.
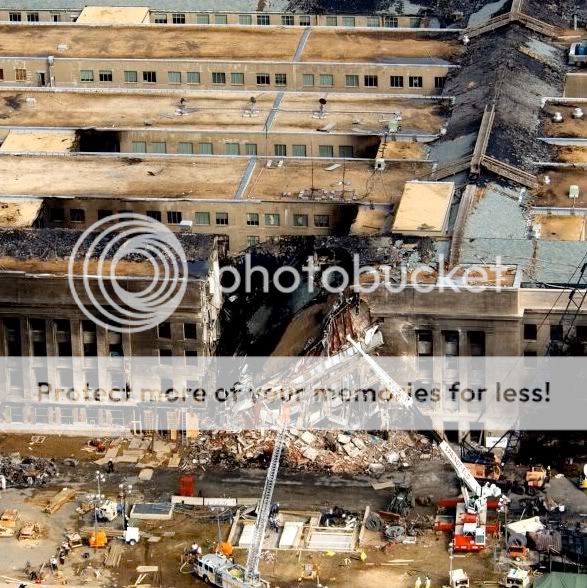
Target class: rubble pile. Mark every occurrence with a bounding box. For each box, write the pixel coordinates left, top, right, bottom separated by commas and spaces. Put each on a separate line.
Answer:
185, 430, 437, 474
0, 455, 59, 487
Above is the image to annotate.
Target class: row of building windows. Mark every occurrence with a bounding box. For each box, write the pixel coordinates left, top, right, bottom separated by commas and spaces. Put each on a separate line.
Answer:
129, 141, 354, 158
73, 69, 444, 90
48, 207, 331, 228
6, 11, 419, 28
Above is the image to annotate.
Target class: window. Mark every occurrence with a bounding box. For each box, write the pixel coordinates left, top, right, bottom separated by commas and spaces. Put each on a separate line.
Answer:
194, 13, 209, 24
187, 71, 200, 84
257, 14, 270, 25
383, 15, 398, 27
215, 14, 227, 24
239, 14, 252, 25
9, 12, 21, 21
184, 323, 197, 339
178, 142, 193, 154
231, 72, 244, 85
247, 236, 260, 247
274, 144, 287, 157
524, 324, 537, 341
293, 214, 308, 227
325, 16, 337, 26
146, 210, 162, 221
390, 75, 404, 88
225, 143, 240, 155
80, 69, 94, 82
216, 212, 229, 225
27, 12, 39, 22
256, 73, 270, 85
320, 74, 334, 87
281, 15, 294, 25
158, 322, 171, 339
212, 72, 226, 84
97, 209, 113, 220
0, 69, 3, 81
342, 16, 355, 27
292, 144, 307, 157
409, 76, 423, 88
245, 143, 258, 156
246, 213, 259, 226
367, 16, 379, 27
167, 211, 182, 224
299, 15, 311, 26
143, 71, 157, 83
51, 13, 61, 21
550, 324, 563, 341
132, 141, 146, 153
265, 213, 280, 226
435, 76, 447, 89
172, 13, 186, 24
154, 14, 167, 23
56, 320, 72, 356
318, 145, 334, 158
303, 74, 315, 87
364, 74, 378, 87
150, 142, 167, 154
314, 215, 330, 227
275, 73, 287, 86
99, 70, 113, 82
70, 208, 85, 223
49, 208, 65, 222
168, 71, 181, 84
124, 70, 138, 83
15, 68, 27, 82
160, 349, 172, 364
198, 142, 213, 155
409, 16, 420, 28
345, 74, 359, 87
339, 145, 354, 158
194, 212, 210, 225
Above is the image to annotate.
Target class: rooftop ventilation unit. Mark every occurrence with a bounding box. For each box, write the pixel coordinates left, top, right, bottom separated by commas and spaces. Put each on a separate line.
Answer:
532, 224, 541, 239
375, 158, 386, 171
543, 175, 551, 185
552, 112, 564, 123
569, 185, 580, 199
573, 107, 584, 119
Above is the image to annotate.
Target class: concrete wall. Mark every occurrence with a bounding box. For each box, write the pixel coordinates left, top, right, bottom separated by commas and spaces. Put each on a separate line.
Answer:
0, 57, 452, 95
42, 197, 358, 252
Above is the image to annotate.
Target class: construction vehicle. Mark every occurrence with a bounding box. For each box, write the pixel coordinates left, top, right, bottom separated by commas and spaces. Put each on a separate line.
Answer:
580, 464, 587, 490
569, 42, 587, 66
387, 483, 414, 517
448, 569, 469, 588
347, 336, 501, 552
89, 529, 108, 548
508, 544, 529, 561
504, 568, 531, 587
123, 526, 140, 545
525, 466, 546, 495
96, 499, 119, 522
464, 462, 501, 482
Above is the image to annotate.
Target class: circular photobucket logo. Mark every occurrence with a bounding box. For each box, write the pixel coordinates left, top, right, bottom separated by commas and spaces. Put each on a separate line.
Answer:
67, 213, 188, 334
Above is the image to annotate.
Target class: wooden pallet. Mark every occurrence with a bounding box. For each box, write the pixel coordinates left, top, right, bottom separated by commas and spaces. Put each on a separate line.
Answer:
43, 488, 76, 515
105, 541, 124, 567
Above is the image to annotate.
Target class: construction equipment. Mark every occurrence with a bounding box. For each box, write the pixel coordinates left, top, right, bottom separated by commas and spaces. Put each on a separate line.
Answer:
580, 464, 587, 490
123, 526, 140, 545
387, 483, 414, 517
505, 568, 531, 587
347, 335, 501, 552
464, 462, 501, 482
96, 499, 119, 522
89, 529, 108, 548
508, 544, 529, 561
569, 42, 587, 66
525, 466, 546, 495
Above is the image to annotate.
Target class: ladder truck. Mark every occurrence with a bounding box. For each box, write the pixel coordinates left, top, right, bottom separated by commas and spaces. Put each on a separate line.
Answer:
193, 426, 286, 588
346, 336, 501, 552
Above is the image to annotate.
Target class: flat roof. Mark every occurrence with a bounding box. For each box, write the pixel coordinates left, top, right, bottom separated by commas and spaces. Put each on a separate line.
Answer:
377, 140, 427, 159
0, 90, 447, 136
301, 30, 459, 63
0, 154, 431, 203
76, 6, 149, 24
392, 180, 454, 235
552, 145, 587, 164
0, 196, 43, 227
274, 94, 447, 135
0, 154, 248, 199
0, 90, 275, 131
543, 104, 587, 137
533, 169, 587, 208
0, 129, 76, 151
0, 24, 302, 60
534, 214, 586, 241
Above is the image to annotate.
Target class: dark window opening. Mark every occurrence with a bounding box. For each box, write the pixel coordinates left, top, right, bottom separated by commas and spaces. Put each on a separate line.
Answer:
77, 129, 121, 153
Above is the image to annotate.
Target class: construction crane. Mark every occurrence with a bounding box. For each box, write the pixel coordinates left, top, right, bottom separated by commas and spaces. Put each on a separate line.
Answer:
346, 336, 501, 551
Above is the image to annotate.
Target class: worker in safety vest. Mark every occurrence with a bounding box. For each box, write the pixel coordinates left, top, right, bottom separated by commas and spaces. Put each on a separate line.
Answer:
424, 576, 431, 588
414, 577, 422, 588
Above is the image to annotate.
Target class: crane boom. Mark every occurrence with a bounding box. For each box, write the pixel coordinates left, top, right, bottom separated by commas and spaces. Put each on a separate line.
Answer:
244, 425, 287, 583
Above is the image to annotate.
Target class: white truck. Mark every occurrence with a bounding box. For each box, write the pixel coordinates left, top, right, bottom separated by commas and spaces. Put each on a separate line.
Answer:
505, 569, 531, 588
448, 569, 469, 588
194, 554, 269, 588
